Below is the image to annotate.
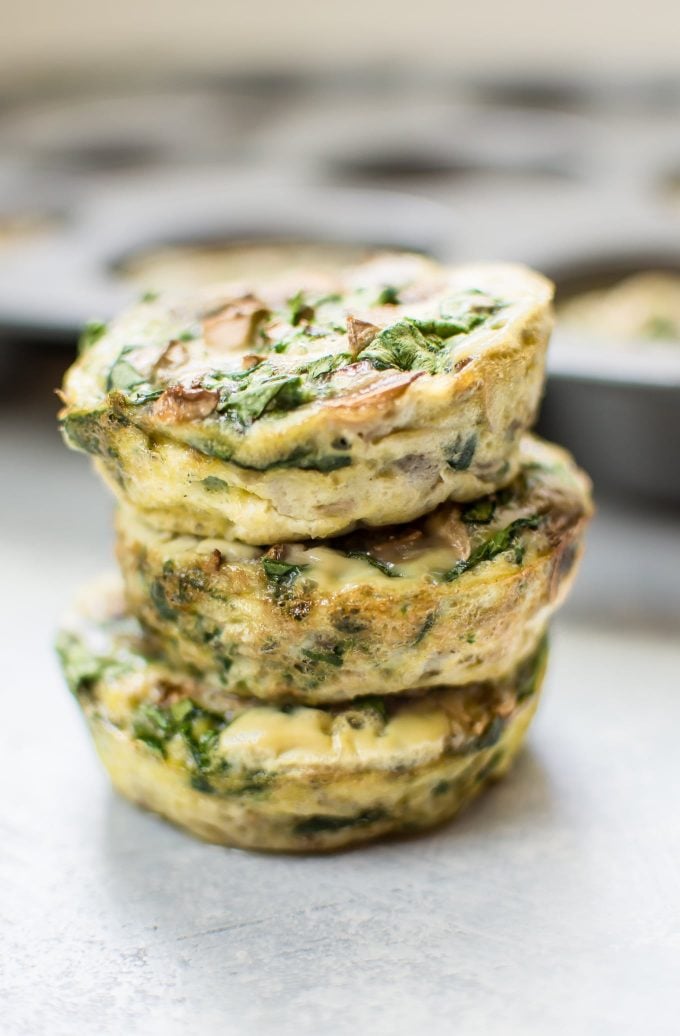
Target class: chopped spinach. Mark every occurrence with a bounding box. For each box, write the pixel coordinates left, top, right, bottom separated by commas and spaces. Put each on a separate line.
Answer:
516, 636, 548, 702
55, 633, 108, 697
301, 645, 345, 668
132, 698, 228, 774
461, 497, 496, 523
220, 444, 351, 474
352, 695, 388, 722
132, 702, 174, 755
293, 453, 352, 473
78, 320, 107, 355
344, 550, 403, 578
105, 346, 163, 403
150, 579, 178, 620
413, 610, 438, 645
473, 749, 504, 784
294, 808, 387, 837
469, 715, 505, 753
642, 315, 679, 341
262, 558, 308, 604
86, 283, 509, 435
376, 285, 400, 305
303, 352, 353, 380
200, 476, 229, 492
62, 411, 106, 456
262, 558, 307, 588
445, 433, 477, 471
442, 515, 541, 582
106, 346, 144, 392
287, 291, 314, 326
331, 611, 367, 634
216, 371, 315, 425
358, 319, 442, 373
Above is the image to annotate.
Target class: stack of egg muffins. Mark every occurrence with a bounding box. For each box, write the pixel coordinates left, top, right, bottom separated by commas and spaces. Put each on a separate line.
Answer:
57, 251, 593, 852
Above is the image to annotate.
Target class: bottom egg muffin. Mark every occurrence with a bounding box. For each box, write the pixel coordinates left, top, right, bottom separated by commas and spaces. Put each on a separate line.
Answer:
57, 577, 546, 853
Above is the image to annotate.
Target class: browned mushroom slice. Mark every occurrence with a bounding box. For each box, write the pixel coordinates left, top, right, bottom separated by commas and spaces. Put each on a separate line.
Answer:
346, 315, 380, 356
423, 507, 471, 560
368, 528, 425, 564
152, 340, 190, 378
324, 367, 424, 423
153, 385, 219, 422
202, 295, 269, 352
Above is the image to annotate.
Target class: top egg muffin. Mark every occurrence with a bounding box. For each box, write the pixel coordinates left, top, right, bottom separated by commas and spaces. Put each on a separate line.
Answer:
60, 252, 553, 544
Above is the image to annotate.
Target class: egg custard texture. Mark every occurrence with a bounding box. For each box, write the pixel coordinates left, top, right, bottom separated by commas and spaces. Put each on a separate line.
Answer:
57, 579, 546, 852
115, 435, 591, 705
60, 253, 553, 544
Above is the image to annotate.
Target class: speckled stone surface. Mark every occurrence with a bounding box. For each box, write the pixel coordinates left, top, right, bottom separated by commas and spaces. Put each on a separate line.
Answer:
2, 349, 680, 1036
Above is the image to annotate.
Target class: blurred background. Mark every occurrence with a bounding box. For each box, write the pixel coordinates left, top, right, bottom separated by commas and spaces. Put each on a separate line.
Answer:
2, 7, 680, 1033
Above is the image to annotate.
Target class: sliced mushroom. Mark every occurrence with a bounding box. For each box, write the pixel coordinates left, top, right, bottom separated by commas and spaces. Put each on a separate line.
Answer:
346, 315, 380, 356
202, 295, 269, 352
152, 339, 189, 378
153, 384, 219, 423
370, 529, 424, 564
263, 544, 286, 562
323, 368, 424, 424
423, 507, 471, 560
206, 548, 224, 573
241, 353, 265, 370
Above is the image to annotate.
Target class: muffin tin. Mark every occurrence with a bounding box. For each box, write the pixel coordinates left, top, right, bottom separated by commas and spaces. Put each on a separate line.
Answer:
0, 73, 679, 502
0, 170, 453, 339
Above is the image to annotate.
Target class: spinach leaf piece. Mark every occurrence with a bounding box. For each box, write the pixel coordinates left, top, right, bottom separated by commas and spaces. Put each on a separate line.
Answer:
287, 291, 314, 326
294, 808, 387, 836
413, 610, 438, 645
376, 285, 400, 305
642, 315, 679, 340
461, 497, 496, 523
217, 372, 316, 425
132, 699, 228, 773
150, 579, 178, 621
443, 516, 541, 582
358, 319, 442, 373
78, 320, 107, 355
200, 476, 229, 492
344, 550, 403, 578
106, 346, 163, 403
445, 433, 477, 471
303, 352, 353, 379
301, 645, 345, 668
262, 558, 307, 585
437, 290, 504, 334
262, 558, 308, 603
469, 716, 505, 753
353, 695, 388, 722
55, 633, 108, 697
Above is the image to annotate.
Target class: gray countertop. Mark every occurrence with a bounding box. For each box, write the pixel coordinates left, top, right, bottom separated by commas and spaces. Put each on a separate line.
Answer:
2, 346, 679, 1036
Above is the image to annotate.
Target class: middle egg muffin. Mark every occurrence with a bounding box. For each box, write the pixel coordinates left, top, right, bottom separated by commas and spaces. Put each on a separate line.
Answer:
117, 436, 592, 705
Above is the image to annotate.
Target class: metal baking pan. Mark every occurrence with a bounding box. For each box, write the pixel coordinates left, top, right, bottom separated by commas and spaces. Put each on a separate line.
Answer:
0, 171, 454, 340
0, 73, 678, 505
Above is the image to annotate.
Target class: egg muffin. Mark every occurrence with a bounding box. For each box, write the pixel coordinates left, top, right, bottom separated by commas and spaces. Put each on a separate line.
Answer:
60, 253, 553, 544
116, 435, 590, 705
57, 578, 546, 852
